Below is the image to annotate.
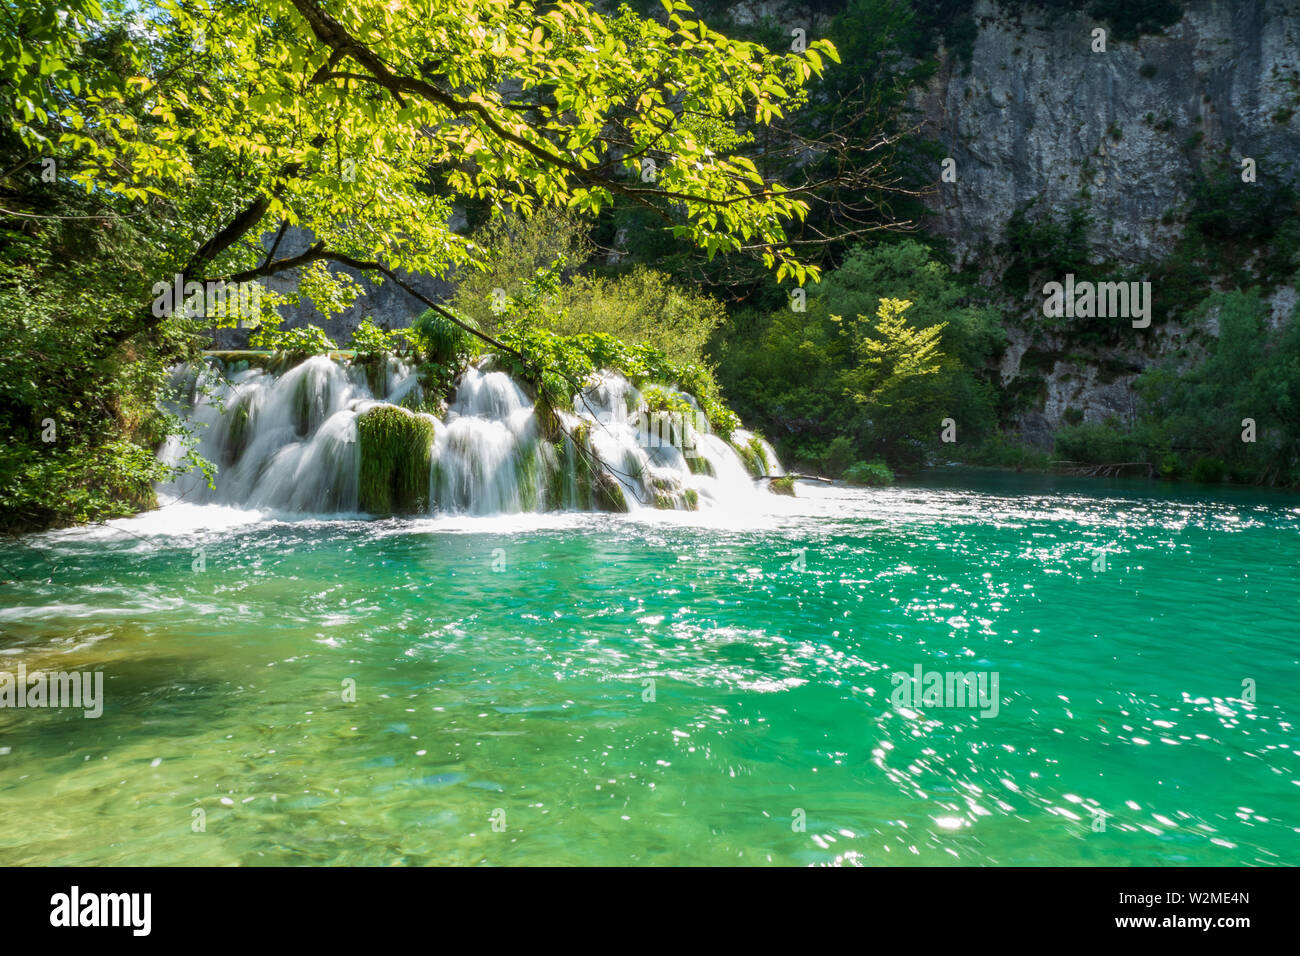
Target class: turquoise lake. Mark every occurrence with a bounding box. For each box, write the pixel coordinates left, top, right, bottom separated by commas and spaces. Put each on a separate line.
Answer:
1, 470, 1297, 866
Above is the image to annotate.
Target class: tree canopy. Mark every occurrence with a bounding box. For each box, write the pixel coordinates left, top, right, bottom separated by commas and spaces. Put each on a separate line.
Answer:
4, 0, 840, 343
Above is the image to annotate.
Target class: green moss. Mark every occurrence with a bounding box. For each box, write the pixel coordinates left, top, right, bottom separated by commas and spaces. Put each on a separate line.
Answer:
352, 354, 388, 398
731, 436, 768, 477
515, 441, 543, 510
292, 373, 312, 436
546, 438, 568, 509
223, 394, 255, 466
686, 454, 715, 476
769, 475, 796, 496
357, 405, 435, 514
683, 488, 699, 510
595, 473, 629, 512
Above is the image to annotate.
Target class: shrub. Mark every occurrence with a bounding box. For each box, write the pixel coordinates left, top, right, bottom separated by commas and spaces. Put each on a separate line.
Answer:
350, 317, 405, 355
497, 327, 741, 440
958, 434, 1052, 471
1189, 456, 1227, 484
542, 267, 725, 369
821, 435, 856, 476
1001, 199, 1093, 297
1054, 421, 1145, 464
843, 460, 895, 486
249, 323, 337, 355
769, 475, 796, 496
409, 308, 475, 366
448, 210, 592, 334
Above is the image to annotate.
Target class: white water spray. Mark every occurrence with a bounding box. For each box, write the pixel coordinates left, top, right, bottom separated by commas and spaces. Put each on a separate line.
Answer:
159, 354, 781, 517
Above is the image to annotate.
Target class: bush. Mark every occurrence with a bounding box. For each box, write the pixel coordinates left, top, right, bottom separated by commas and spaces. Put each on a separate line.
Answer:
843, 460, 895, 486
541, 267, 725, 369
350, 317, 405, 355
958, 434, 1052, 471
409, 308, 475, 366
249, 323, 337, 355
715, 240, 1001, 472
1137, 290, 1300, 486
1054, 421, 1145, 464
0, 272, 202, 532
449, 210, 592, 334
497, 326, 741, 439
1189, 457, 1227, 484
1158, 452, 1184, 479
821, 435, 856, 476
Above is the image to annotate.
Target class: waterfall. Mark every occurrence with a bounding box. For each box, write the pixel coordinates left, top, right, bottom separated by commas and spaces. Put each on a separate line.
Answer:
158, 353, 782, 516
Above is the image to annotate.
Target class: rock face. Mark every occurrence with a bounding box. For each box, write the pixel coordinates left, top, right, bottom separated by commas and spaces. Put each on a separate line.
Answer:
907, 0, 1300, 444
213, 226, 455, 349
915, 0, 1300, 268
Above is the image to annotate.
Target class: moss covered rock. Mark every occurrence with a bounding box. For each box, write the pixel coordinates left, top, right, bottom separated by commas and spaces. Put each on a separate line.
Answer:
731, 436, 769, 477
768, 475, 796, 497
358, 405, 435, 514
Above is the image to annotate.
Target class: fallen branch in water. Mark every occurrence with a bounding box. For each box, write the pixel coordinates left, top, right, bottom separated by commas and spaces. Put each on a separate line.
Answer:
1051, 460, 1154, 479
755, 473, 833, 484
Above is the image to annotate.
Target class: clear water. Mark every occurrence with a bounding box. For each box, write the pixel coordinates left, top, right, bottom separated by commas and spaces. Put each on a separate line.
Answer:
1, 471, 1297, 866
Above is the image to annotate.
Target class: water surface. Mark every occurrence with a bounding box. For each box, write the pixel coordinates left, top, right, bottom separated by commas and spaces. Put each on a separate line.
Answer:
1, 471, 1297, 865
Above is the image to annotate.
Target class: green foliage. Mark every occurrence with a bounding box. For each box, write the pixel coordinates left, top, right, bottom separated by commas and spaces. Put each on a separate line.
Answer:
1189, 457, 1227, 483
357, 405, 435, 515
842, 460, 895, 486
1001, 199, 1094, 296
0, 110, 205, 532
822, 241, 1007, 370
731, 435, 771, 477
248, 324, 338, 355
1003, 2, 1183, 42
1054, 421, 1147, 464
822, 435, 857, 477
544, 268, 725, 369
0, 0, 843, 531
958, 434, 1053, 471
715, 241, 1000, 470
1135, 290, 1300, 486
640, 386, 695, 418
451, 213, 726, 368
350, 318, 405, 356
448, 212, 592, 334
1076, 0, 1183, 41
404, 308, 477, 410
496, 327, 740, 440
1043, 288, 1300, 488
1182, 163, 1300, 288
769, 475, 796, 496
409, 309, 476, 367
1149, 160, 1300, 324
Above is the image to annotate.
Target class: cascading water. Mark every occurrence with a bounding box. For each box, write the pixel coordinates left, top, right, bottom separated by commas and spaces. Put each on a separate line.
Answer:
158, 353, 783, 517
